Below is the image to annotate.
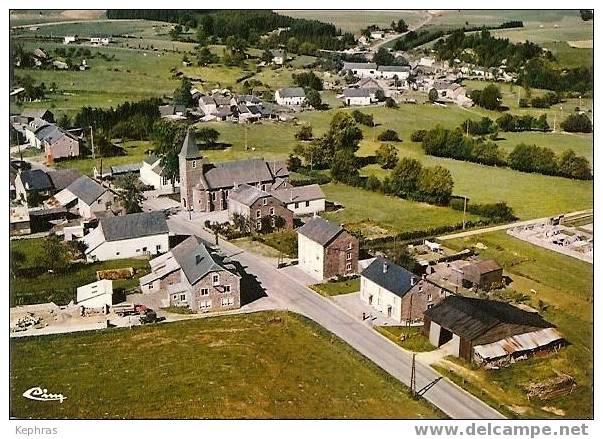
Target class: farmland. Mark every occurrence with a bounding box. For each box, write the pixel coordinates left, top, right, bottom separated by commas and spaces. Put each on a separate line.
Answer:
10, 311, 443, 419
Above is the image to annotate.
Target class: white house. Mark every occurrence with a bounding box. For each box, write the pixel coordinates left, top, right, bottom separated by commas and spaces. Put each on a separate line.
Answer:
270, 184, 325, 216
370, 30, 385, 40
140, 155, 180, 190
275, 87, 306, 106
83, 211, 170, 262
50, 175, 114, 219
341, 88, 373, 106
271, 49, 285, 65
77, 279, 113, 309
90, 35, 111, 45
342, 62, 378, 78
63, 35, 77, 45
377, 65, 411, 80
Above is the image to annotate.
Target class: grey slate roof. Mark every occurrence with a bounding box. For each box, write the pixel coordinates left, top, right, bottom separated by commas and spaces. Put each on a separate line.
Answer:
424, 296, 554, 343
36, 124, 73, 144
143, 154, 160, 165
343, 62, 377, 70
180, 129, 201, 160
67, 175, 107, 205
22, 108, 52, 120
361, 257, 417, 298
203, 158, 279, 190
277, 87, 306, 98
296, 216, 344, 246
100, 211, 168, 242
229, 184, 269, 206
271, 184, 324, 204
110, 163, 141, 174
377, 65, 411, 72
46, 168, 81, 191
343, 88, 372, 98
171, 236, 230, 285
19, 169, 53, 191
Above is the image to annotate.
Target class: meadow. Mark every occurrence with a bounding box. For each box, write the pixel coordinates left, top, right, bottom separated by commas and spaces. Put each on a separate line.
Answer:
10, 311, 444, 419
437, 230, 593, 419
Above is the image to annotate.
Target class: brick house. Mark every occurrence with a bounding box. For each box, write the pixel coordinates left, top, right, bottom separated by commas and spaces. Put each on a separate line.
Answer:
296, 216, 358, 280
360, 256, 449, 324
179, 129, 289, 212
228, 183, 294, 231
430, 259, 503, 291
139, 235, 241, 313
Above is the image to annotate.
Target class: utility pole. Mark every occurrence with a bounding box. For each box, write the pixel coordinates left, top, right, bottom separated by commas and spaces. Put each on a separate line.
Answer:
90, 126, 95, 159
244, 124, 248, 150
462, 195, 467, 230
410, 353, 417, 398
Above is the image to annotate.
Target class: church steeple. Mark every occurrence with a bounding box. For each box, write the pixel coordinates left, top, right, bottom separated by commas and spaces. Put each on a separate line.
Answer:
180, 128, 202, 160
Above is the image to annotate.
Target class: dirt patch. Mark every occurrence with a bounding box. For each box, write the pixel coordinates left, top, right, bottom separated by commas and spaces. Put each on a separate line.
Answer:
567, 40, 593, 49
542, 406, 566, 416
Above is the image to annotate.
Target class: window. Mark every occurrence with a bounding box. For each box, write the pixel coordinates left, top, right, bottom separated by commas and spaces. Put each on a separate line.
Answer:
261, 184, 267, 191
347, 242, 353, 250
305, 201, 310, 207
221, 297, 234, 307
427, 293, 432, 302
192, 160, 197, 168
201, 288, 209, 296
179, 293, 186, 302
97, 199, 102, 204
256, 210, 261, 218
271, 217, 276, 227
263, 198, 268, 206
294, 202, 299, 209
156, 244, 161, 252
148, 283, 153, 290
269, 207, 275, 216
142, 247, 147, 252
199, 300, 212, 310
212, 274, 220, 286
256, 220, 262, 230
224, 285, 231, 293
116, 251, 120, 256
346, 262, 352, 271
346, 252, 352, 260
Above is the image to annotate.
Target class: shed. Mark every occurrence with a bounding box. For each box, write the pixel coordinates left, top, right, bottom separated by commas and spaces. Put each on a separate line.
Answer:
77, 279, 113, 308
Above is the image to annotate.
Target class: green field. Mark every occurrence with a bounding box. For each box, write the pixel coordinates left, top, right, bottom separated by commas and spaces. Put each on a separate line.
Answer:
10, 311, 444, 419
438, 230, 593, 419
375, 326, 435, 352
10, 10, 105, 26
310, 277, 360, 296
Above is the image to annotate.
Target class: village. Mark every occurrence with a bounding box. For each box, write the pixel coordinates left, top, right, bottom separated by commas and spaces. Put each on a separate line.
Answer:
8, 9, 594, 422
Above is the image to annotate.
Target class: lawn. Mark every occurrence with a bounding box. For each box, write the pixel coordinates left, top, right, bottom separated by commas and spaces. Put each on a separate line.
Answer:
10, 237, 150, 306
434, 230, 593, 419
375, 326, 435, 352
321, 183, 484, 237
310, 277, 360, 297
10, 311, 444, 419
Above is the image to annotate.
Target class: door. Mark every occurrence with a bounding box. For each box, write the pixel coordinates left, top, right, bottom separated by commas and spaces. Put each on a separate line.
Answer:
387, 306, 392, 318
368, 295, 373, 305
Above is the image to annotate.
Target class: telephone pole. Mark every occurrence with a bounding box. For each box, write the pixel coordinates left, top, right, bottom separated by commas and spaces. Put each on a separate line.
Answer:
462, 195, 468, 230
411, 353, 417, 398
90, 126, 95, 159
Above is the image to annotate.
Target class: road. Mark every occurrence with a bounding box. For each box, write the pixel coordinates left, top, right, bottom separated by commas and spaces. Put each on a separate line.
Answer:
367, 10, 434, 54
438, 209, 593, 240
168, 212, 504, 419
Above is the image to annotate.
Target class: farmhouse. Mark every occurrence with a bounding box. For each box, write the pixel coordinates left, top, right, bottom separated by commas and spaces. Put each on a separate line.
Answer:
297, 216, 358, 280
90, 35, 111, 45
50, 175, 115, 219
423, 296, 565, 366
429, 259, 503, 291
83, 211, 169, 262
139, 235, 241, 313
342, 88, 373, 106
275, 87, 306, 106
77, 279, 113, 309
360, 257, 449, 323
63, 35, 78, 44
342, 62, 378, 78
377, 65, 411, 80
179, 130, 290, 212
38, 125, 82, 161
228, 184, 294, 231
140, 155, 180, 190
14, 169, 53, 203
270, 49, 286, 65
159, 104, 187, 120
270, 184, 325, 216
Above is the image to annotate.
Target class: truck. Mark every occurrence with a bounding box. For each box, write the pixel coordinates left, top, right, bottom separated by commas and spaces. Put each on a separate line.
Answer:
112, 303, 146, 317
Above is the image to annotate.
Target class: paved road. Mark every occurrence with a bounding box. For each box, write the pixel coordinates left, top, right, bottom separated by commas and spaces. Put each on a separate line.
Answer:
168, 213, 504, 419
438, 209, 593, 241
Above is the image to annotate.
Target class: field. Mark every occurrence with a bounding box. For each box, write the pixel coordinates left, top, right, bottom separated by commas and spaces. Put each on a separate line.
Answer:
436, 230, 593, 419
10, 10, 106, 26
10, 237, 150, 306
375, 326, 435, 352
310, 277, 360, 297
10, 311, 444, 419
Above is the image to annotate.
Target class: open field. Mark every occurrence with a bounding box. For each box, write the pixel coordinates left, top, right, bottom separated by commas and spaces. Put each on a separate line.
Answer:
436, 230, 593, 419
12, 19, 171, 39
10, 10, 106, 26
10, 311, 444, 419
10, 237, 150, 306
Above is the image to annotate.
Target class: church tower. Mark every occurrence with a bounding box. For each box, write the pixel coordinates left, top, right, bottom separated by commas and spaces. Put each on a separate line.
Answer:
179, 129, 203, 210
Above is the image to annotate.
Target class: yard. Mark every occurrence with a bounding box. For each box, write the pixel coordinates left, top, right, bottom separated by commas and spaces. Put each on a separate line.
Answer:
375, 325, 435, 352
10, 237, 150, 306
10, 311, 444, 419
310, 277, 360, 297
432, 230, 593, 419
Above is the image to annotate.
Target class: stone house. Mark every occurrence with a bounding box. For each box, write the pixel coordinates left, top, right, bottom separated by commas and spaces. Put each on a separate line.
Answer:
341, 62, 378, 78
270, 184, 325, 216
296, 216, 358, 280
139, 236, 241, 313
49, 175, 115, 219
342, 88, 373, 106
275, 87, 306, 106
228, 183, 294, 231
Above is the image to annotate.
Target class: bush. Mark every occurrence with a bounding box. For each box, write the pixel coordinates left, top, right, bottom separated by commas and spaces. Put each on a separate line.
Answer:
375, 143, 399, 169
377, 129, 400, 142
385, 97, 398, 108
450, 200, 517, 222
560, 113, 592, 133
351, 110, 374, 127
410, 129, 427, 142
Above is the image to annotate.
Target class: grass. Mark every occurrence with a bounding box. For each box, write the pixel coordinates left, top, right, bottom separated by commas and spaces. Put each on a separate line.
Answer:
434, 230, 593, 419
310, 277, 360, 297
10, 311, 444, 419
321, 183, 483, 237
10, 238, 150, 306
375, 326, 436, 352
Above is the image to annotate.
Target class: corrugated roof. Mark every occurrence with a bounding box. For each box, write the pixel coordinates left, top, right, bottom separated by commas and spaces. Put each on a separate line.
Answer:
100, 211, 168, 242
474, 327, 564, 360
229, 184, 269, 206
297, 216, 344, 246
270, 184, 324, 204
377, 65, 410, 72
110, 163, 141, 174
343, 88, 372, 98
361, 256, 418, 298
67, 175, 106, 205
343, 62, 377, 70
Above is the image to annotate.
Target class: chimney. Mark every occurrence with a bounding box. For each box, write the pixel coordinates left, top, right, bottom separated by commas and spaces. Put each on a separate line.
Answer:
196, 254, 203, 264
410, 276, 417, 286
383, 263, 388, 274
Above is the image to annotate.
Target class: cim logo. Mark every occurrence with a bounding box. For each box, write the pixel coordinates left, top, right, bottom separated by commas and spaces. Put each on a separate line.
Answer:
22, 387, 66, 403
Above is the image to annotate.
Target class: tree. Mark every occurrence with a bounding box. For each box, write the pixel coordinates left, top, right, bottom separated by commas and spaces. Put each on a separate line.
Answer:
152, 120, 188, 154
57, 113, 71, 129
373, 47, 394, 65
417, 165, 454, 205
286, 154, 302, 172
173, 78, 193, 107
160, 150, 180, 191
385, 97, 398, 108
375, 143, 398, 169
273, 215, 286, 230
295, 124, 313, 141
197, 46, 218, 65
305, 89, 322, 109
410, 130, 427, 142
471, 84, 502, 110
365, 175, 381, 191
286, 37, 300, 54
392, 18, 408, 33
375, 89, 386, 102
116, 174, 144, 213
579, 10, 593, 21
169, 24, 183, 40
197, 127, 220, 145
261, 49, 273, 63
560, 113, 592, 133
557, 150, 592, 180
330, 150, 360, 184
428, 88, 438, 102
292, 71, 323, 90
326, 112, 363, 153
35, 234, 69, 274
391, 157, 423, 198
377, 129, 400, 142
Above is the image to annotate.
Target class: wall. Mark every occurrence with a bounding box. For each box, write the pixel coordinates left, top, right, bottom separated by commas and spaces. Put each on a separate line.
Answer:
346, 96, 371, 106
428, 321, 441, 347
78, 191, 114, 219
298, 233, 324, 280
323, 231, 358, 279
286, 198, 325, 216
45, 135, 80, 160
87, 233, 169, 262
360, 276, 403, 322
187, 269, 241, 312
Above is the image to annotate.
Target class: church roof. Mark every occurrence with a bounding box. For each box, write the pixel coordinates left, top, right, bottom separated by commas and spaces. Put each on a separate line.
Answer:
179, 129, 201, 160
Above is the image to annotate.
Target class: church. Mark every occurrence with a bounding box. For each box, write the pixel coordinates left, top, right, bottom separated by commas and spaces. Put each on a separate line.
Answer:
179, 129, 290, 212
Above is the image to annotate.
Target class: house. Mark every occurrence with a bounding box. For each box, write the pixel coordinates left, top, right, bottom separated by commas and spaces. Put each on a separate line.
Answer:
423, 296, 565, 366
377, 65, 411, 80
140, 155, 179, 190
179, 130, 290, 212
46, 168, 81, 192
342, 62, 378, 78
360, 257, 449, 323
228, 184, 294, 231
90, 35, 111, 45
275, 87, 306, 106
139, 236, 241, 313
342, 88, 373, 106
370, 30, 385, 39
63, 35, 77, 44
95, 163, 142, 180
159, 104, 187, 120
77, 279, 113, 309
236, 103, 263, 123
24, 118, 50, 147
270, 184, 325, 216
296, 216, 359, 280
271, 49, 286, 65
14, 169, 54, 203
83, 211, 170, 262
10, 206, 31, 236
429, 259, 503, 291
52, 60, 69, 70
50, 175, 115, 219
36, 125, 81, 161
198, 93, 233, 119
